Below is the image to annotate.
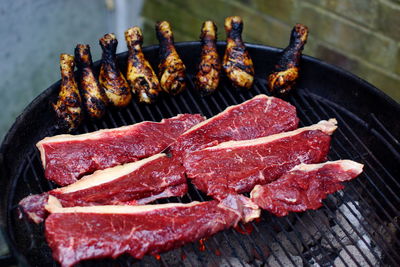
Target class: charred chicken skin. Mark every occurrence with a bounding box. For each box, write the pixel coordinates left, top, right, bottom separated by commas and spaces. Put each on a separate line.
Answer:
125, 27, 161, 104
267, 24, 308, 95
223, 16, 254, 90
75, 44, 108, 118
99, 33, 132, 107
195, 21, 221, 95
156, 21, 186, 95
53, 54, 82, 132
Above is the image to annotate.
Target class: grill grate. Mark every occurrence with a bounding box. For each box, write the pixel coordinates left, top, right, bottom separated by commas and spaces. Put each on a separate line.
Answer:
6, 74, 400, 266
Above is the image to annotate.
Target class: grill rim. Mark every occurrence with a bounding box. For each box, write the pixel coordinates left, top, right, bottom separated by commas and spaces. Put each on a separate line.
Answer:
1, 42, 400, 266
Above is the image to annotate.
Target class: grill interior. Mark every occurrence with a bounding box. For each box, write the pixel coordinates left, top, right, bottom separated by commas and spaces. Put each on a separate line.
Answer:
3, 43, 400, 266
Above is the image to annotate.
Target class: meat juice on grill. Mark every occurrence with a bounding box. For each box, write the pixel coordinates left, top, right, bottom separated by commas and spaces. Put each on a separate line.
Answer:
251, 160, 364, 216
183, 119, 337, 201
37, 114, 205, 186
44, 196, 257, 267
169, 94, 299, 159
19, 154, 187, 223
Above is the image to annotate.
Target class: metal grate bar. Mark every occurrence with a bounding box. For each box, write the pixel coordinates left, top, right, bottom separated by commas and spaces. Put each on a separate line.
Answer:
181, 190, 234, 267
271, 216, 314, 264
303, 93, 400, 227
292, 91, 400, 217
309, 93, 400, 195
143, 98, 234, 266
189, 185, 257, 265
369, 113, 400, 150
292, 212, 346, 266
9, 75, 400, 266
260, 217, 304, 266
103, 103, 204, 267
289, 101, 400, 266
150, 92, 242, 267
292, 93, 396, 253
283, 216, 329, 266
292, 90, 400, 265
327, 105, 400, 197
250, 221, 294, 267
219, 82, 315, 266
304, 94, 400, 227
284, 93, 377, 266
254, 81, 357, 266
233, 222, 269, 263
183, 86, 311, 267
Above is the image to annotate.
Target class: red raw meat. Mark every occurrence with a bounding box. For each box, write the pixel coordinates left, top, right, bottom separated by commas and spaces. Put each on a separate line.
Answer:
184, 119, 337, 200
37, 114, 205, 186
250, 160, 364, 216
19, 154, 187, 223
44, 196, 259, 267
169, 94, 299, 158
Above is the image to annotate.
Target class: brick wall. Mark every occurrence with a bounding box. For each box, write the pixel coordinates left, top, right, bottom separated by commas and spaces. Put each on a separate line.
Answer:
141, 0, 400, 101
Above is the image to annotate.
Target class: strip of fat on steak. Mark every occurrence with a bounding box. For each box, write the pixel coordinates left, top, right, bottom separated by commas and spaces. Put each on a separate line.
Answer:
37, 113, 205, 186
19, 153, 187, 224
44, 196, 259, 267
184, 119, 337, 200
250, 160, 364, 216
169, 94, 299, 159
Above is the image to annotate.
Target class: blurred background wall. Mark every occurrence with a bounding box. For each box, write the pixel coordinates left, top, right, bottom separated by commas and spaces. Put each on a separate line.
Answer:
142, 0, 400, 101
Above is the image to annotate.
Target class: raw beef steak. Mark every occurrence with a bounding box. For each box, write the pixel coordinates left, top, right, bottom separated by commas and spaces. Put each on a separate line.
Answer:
44, 196, 259, 267
19, 154, 187, 223
184, 119, 337, 200
169, 94, 299, 158
37, 114, 205, 185
251, 160, 363, 216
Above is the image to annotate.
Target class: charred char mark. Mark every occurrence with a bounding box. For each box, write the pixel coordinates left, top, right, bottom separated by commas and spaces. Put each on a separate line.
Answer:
75, 44, 107, 119
88, 96, 107, 115
195, 21, 221, 95
156, 21, 173, 61
125, 26, 161, 104
226, 17, 243, 40
268, 24, 309, 95
223, 16, 254, 90
125, 26, 144, 47
100, 33, 118, 54
223, 16, 254, 89
99, 33, 132, 107
74, 44, 92, 68
53, 54, 83, 132
156, 21, 187, 95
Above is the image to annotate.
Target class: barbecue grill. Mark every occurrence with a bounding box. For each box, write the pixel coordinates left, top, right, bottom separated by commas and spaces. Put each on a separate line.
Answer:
1, 42, 399, 266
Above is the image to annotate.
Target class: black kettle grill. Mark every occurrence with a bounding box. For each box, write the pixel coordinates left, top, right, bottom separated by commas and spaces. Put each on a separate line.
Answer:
1, 42, 399, 266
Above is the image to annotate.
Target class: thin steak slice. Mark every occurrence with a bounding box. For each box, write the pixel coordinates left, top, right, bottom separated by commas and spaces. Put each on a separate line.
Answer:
37, 114, 205, 186
44, 196, 260, 267
250, 160, 364, 216
184, 119, 337, 200
169, 94, 299, 158
19, 154, 187, 224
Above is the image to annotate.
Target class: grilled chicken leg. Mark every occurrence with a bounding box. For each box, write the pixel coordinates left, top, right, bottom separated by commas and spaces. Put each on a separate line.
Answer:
75, 44, 108, 118
156, 21, 186, 95
99, 33, 132, 107
267, 24, 308, 95
125, 27, 161, 103
223, 16, 254, 90
53, 54, 83, 132
195, 21, 221, 95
